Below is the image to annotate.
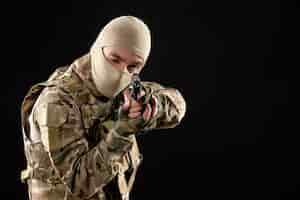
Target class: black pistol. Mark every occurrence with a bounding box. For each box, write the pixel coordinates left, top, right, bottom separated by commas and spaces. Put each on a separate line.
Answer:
112, 74, 142, 120
129, 73, 142, 101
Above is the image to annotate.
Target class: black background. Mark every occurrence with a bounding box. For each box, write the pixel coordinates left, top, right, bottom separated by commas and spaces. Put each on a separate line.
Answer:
2, 0, 298, 199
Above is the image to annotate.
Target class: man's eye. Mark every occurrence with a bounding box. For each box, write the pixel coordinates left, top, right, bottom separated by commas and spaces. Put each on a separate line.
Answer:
111, 58, 120, 63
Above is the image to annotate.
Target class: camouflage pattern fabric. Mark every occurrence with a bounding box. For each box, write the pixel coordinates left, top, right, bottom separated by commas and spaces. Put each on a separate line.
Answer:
20, 53, 186, 200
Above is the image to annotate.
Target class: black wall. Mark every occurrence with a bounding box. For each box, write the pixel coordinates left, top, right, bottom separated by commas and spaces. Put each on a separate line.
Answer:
2, 0, 297, 199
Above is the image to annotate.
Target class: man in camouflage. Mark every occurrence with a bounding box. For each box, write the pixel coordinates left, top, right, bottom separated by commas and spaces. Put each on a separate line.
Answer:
20, 16, 186, 200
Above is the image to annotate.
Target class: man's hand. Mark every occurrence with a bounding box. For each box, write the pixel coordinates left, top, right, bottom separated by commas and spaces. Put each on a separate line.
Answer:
121, 89, 158, 122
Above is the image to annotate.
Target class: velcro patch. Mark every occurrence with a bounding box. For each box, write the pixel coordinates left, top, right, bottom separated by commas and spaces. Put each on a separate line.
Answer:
36, 103, 68, 127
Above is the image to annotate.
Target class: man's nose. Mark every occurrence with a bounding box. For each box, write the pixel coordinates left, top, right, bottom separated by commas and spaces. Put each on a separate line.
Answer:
120, 62, 130, 72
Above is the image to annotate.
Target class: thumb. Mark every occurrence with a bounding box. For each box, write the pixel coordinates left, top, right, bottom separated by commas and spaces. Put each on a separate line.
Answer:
122, 89, 131, 111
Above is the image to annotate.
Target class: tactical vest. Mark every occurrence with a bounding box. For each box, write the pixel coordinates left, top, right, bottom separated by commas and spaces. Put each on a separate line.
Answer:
20, 66, 143, 200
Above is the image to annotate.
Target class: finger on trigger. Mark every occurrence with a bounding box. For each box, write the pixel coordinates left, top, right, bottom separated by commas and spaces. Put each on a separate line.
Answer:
131, 99, 140, 107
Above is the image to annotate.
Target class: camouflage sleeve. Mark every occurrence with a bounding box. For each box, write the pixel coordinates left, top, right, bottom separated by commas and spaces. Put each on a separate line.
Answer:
140, 81, 187, 130
33, 86, 133, 199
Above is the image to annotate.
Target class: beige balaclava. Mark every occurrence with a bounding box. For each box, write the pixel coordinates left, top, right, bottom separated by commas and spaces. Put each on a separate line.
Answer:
90, 15, 151, 98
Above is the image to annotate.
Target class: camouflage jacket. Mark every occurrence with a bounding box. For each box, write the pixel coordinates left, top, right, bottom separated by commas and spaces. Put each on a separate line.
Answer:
20, 53, 186, 200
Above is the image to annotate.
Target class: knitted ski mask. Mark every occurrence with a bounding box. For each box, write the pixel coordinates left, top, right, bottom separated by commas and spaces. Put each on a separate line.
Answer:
90, 16, 151, 98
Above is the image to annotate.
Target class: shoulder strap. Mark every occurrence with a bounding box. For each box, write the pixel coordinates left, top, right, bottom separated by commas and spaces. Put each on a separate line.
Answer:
117, 136, 143, 200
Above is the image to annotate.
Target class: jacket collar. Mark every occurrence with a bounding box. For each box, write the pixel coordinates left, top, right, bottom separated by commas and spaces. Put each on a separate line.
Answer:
71, 53, 109, 102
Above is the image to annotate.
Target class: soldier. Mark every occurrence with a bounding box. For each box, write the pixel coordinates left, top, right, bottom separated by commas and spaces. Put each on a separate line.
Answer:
20, 15, 186, 200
